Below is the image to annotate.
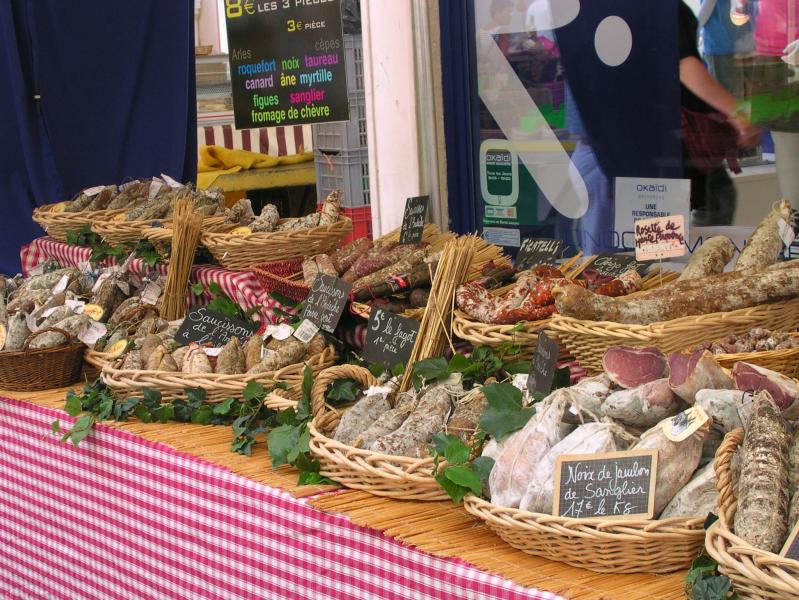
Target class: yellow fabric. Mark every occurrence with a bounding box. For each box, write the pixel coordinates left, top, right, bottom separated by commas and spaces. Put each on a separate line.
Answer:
196, 145, 313, 189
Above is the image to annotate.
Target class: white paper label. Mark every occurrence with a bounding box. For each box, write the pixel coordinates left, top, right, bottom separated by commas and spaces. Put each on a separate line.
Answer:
663, 406, 709, 442
293, 319, 320, 343
779, 219, 796, 250
266, 324, 294, 341
141, 282, 162, 306
78, 321, 107, 347
261, 347, 276, 360
737, 392, 755, 429
149, 180, 164, 199
203, 347, 223, 357
161, 173, 182, 189
51, 274, 71, 296
116, 280, 130, 296
65, 299, 85, 314
82, 185, 106, 197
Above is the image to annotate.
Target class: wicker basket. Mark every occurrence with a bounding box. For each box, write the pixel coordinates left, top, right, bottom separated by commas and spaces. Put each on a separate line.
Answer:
451, 263, 675, 359
250, 259, 310, 303
706, 429, 799, 599
33, 203, 123, 243
464, 495, 705, 574
100, 345, 336, 402
0, 327, 85, 391
548, 297, 799, 375
92, 215, 173, 245
143, 216, 229, 247
708, 336, 799, 379
307, 365, 451, 501
201, 218, 353, 270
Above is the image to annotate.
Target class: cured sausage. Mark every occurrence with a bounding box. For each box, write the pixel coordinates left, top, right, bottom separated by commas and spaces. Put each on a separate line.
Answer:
553, 263, 799, 325
736, 200, 792, 272
678, 236, 736, 281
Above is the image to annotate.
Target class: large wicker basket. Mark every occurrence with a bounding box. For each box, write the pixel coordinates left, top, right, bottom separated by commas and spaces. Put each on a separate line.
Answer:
143, 216, 229, 247
100, 345, 336, 402
0, 327, 85, 391
709, 336, 799, 379
548, 297, 799, 374
33, 203, 123, 243
92, 214, 173, 245
201, 218, 353, 270
307, 365, 451, 501
452, 265, 677, 360
706, 429, 799, 599
463, 495, 705, 574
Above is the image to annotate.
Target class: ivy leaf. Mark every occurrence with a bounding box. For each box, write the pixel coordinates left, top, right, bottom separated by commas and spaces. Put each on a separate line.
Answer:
268, 425, 300, 468
287, 427, 310, 464
191, 405, 213, 425
185, 387, 207, 408
367, 363, 385, 378
269, 290, 299, 308
231, 436, 256, 456
434, 473, 469, 504
64, 392, 83, 417
447, 354, 471, 373
213, 398, 235, 415
691, 576, 732, 600
67, 415, 95, 446
444, 438, 471, 466
326, 379, 360, 405
482, 383, 523, 411
152, 404, 174, 424
298, 471, 328, 486
703, 513, 719, 530
243, 381, 266, 402
172, 400, 192, 422
276, 407, 297, 426
96, 395, 114, 421
297, 367, 313, 422
479, 405, 536, 442
471, 456, 495, 482
142, 387, 162, 407
190, 283, 205, 296
391, 363, 405, 378
503, 361, 531, 375
430, 432, 454, 456
445, 466, 483, 495
134, 404, 152, 423
412, 357, 449, 383
51, 420, 60, 434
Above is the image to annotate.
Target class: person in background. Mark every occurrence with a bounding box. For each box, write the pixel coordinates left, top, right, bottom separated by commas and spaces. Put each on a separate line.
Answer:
699, 0, 755, 96
679, 0, 761, 226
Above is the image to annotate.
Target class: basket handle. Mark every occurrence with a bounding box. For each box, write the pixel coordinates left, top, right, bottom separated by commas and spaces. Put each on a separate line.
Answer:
310, 365, 377, 418
714, 428, 744, 525
22, 327, 75, 351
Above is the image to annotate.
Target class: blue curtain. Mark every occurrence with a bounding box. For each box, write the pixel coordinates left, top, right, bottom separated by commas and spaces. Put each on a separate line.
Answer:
0, 0, 196, 275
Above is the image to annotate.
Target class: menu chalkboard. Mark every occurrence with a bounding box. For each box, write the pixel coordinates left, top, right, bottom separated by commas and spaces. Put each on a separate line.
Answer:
301, 273, 351, 333
362, 308, 419, 368
781, 520, 799, 561
224, 0, 349, 129
399, 196, 429, 245
175, 307, 259, 347
591, 254, 641, 278
516, 238, 562, 271
553, 450, 658, 520
527, 332, 560, 395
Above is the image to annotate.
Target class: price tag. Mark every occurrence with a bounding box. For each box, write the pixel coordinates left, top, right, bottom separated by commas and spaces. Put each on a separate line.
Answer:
82, 185, 106, 197
590, 253, 641, 278
634, 215, 687, 261
779, 218, 796, 250
527, 332, 560, 395
553, 450, 658, 520
265, 323, 294, 341
363, 308, 420, 369
203, 347, 223, 357
663, 406, 709, 442
64, 299, 85, 314
293, 319, 320, 343
161, 173, 182, 189
149, 180, 164, 199
92, 272, 111, 294
399, 196, 429, 245
77, 321, 107, 347
301, 274, 352, 333
516, 238, 562, 271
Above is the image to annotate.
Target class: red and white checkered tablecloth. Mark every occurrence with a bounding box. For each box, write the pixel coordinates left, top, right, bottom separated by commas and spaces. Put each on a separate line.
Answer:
20, 237, 294, 325
0, 397, 564, 600
198, 121, 313, 159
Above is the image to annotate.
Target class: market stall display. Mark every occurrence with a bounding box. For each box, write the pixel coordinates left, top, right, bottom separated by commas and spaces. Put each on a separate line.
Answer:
690, 328, 799, 378
202, 192, 353, 269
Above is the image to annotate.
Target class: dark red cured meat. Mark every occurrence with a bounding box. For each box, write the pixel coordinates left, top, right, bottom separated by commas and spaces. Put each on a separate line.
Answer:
602, 346, 667, 389
533, 265, 564, 279
491, 303, 557, 325
668, 350, 734, 404
733, 362, 799, 419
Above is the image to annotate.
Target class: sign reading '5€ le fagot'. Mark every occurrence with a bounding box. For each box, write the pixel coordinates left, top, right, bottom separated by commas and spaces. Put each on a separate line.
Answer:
224, 0, 349, 129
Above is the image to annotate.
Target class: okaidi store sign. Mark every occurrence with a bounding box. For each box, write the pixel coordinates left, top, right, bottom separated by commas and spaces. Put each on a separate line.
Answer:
615, 177, 691, 251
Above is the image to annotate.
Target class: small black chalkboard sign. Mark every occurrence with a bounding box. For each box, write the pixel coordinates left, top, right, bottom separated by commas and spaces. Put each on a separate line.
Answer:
516, 238, 562, 271
362, 308, 419, 368
527, 332, 560, 395
781, 520, 799, 561
175, 307, 259, 347
553, 450, 658, 520
301, 274, 352, 333
399, 196, 429, 245
591, 253, 641, 278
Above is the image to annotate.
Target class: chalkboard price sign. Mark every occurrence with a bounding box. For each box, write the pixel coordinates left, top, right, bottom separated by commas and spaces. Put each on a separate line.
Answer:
363, 308, 419, 368
301, 274, 352, 333
224, 0, 349, 129
553, 450, 658, 520
781, 520, 799, 561
516, 238, 562, 271
399, 196, 429, 245
591, 254, 641, 278
527, 332, 560, 395
175, 307, 259, 347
